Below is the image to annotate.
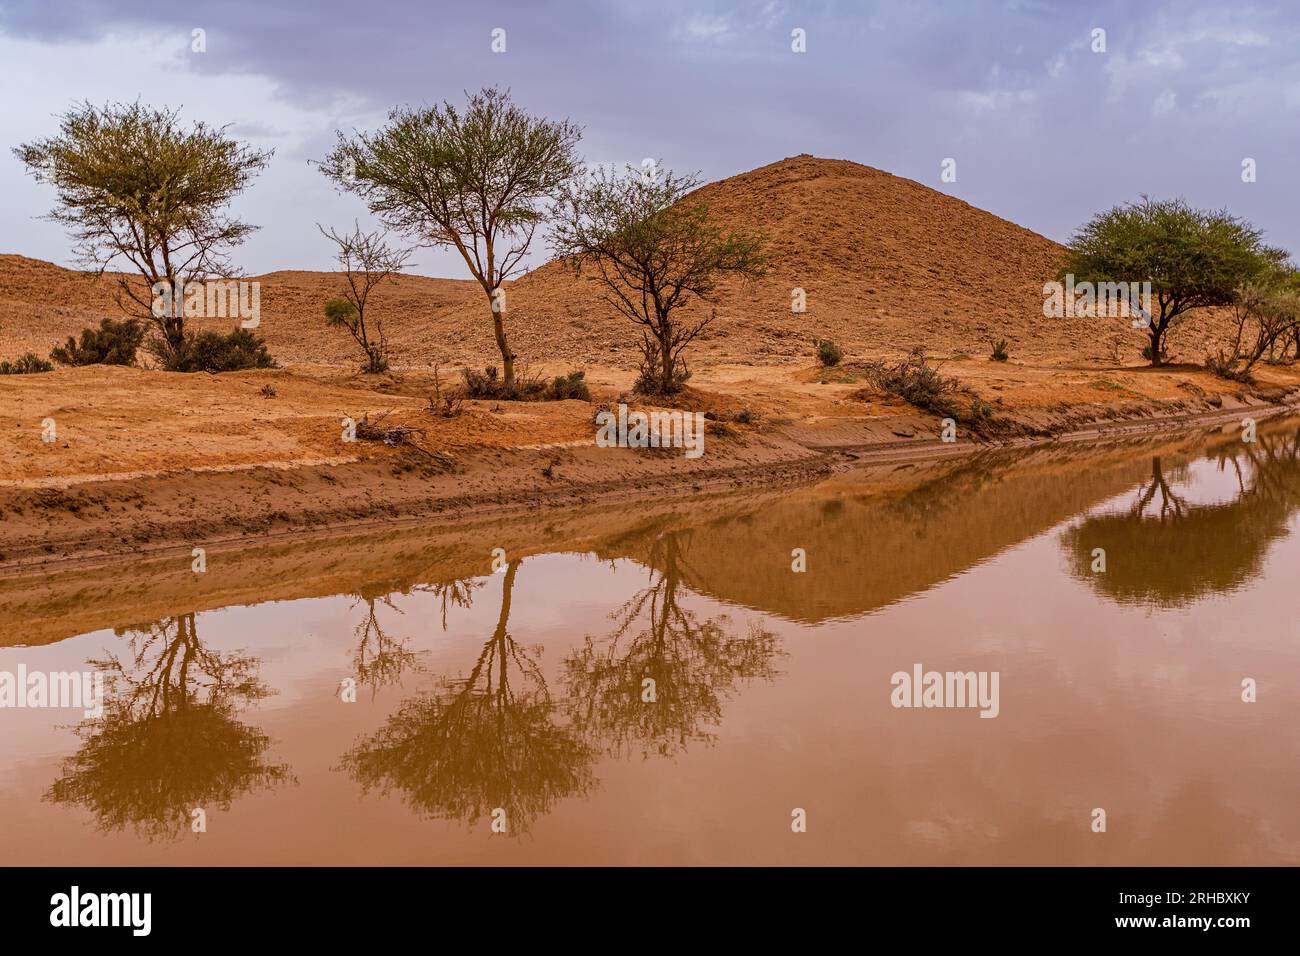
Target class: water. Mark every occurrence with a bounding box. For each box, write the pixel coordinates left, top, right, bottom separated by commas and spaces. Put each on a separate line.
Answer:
2, 419, 1299, 865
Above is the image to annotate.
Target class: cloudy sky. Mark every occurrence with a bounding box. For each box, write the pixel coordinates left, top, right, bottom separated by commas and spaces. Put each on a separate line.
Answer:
1, 0, 1297, 278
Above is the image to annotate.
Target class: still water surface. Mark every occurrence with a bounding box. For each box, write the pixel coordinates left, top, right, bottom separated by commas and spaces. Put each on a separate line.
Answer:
2, 419, 1298, 864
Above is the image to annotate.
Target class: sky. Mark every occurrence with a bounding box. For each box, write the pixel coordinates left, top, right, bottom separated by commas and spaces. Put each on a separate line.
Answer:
1, 0, 1297, 279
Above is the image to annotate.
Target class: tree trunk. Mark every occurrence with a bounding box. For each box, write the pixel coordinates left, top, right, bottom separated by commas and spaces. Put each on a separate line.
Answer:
1148, 323, 1164, 367
490, 297, 515, 389
659, 336, 674, 394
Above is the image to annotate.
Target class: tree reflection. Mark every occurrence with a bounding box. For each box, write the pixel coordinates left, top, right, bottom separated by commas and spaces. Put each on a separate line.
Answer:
45, 613, 292, 841
341, 560, 595, 834
348, 575, 483, 696
563, 531, 781, 758
350, 594, 420, 697
1063, 428, 1300, 607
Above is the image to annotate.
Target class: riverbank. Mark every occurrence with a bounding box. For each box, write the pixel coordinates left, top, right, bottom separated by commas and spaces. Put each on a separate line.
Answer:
2, 359, 1298, 571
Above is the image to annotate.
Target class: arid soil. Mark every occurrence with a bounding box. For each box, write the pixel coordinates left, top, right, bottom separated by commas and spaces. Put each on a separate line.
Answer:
3, 155, 1299, 571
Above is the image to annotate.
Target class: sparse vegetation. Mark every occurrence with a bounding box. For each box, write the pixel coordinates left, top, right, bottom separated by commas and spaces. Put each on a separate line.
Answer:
814, 338, 843, 367
1060, 196, 1286, 366
0, 353, 55, 375
551, 164, 765, 395
353, 410, 453, 468
461, 365, 546, 401
633, 350, 692, 396
322, 87, 581, 390
990, 339, 1009, 362
50, 317, 146, 367
862, 347, 1001, 434
318, 223, 410, 373
546, 370, 591, 401
1206, 272, 1300, 383
15, 101, 271, 352
150, 328, 277, 373
429, 366, 465, 417
457, 365, 589, 403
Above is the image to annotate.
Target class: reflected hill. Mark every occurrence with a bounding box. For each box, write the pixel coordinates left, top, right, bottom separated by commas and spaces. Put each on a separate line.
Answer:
45, 613, 293, 841
1061, 425, 1300, 607
593, 442, 1184, 623
9, 426, 1287, 645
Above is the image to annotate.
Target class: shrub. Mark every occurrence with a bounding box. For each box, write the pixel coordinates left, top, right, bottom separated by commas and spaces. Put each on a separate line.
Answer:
546, 370, 591, 401
1205, 351, 1254, 384
151, 328, 277, 373
1141, 344, 1168, 363
633, 351, 690, 396
323, 295, 389, 373
461, 365, 546, 401
0, 353, 54, 375
50, 317, 146, 366
990, 339, 1010, 362
862, 347, 1001, 436
814, 339, 843, 367
864, 348, 957, 412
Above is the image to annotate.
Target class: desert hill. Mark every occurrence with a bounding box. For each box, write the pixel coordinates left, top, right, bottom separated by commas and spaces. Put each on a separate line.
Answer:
0, 155, 1230, 370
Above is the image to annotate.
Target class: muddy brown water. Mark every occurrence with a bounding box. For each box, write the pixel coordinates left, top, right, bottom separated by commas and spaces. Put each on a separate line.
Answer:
2, 418, 1298, 865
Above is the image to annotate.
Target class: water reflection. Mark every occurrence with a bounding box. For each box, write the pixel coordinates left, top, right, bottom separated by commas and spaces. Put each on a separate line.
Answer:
341, 541, 781, 833
341, 560, 597, 834
45, 613, 292, 841
1062, 427, 1300, 607
564, 531, 781, 758
9, 420, 1299, 861
349, 594, 422, 697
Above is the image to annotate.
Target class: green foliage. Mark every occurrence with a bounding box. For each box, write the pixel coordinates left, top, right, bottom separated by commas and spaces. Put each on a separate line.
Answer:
15, 101, 270, 348
545, 370, 591, 401
0, 353, 55, 374
863, 347, 1001, 435
318, 225, 409, 374
1060, 196, 1287, 365
461, 365, 546, 401
990, 339, 1010, 362
320, 87, 582, 387
633, 350, 692, 396
865, 348, 957, 411
323, 297, 358, 328
151, 328, 277, 373
551, 164, 765, 394
50, 317, 146, 366
814, 339, 843, 367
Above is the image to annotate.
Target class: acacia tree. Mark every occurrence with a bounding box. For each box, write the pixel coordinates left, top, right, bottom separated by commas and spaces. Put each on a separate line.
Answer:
1059, 196, 1286, 366
1210, 272, 1300, 381
550, 164, 765, 394
14, 101, 271, 352
319, 87, 581, 390
318, 223, 412, 373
